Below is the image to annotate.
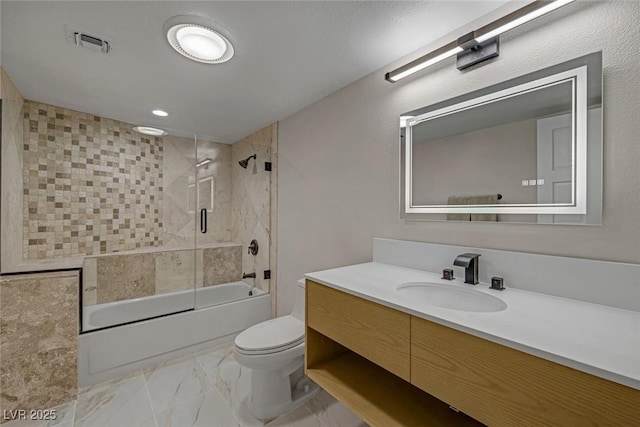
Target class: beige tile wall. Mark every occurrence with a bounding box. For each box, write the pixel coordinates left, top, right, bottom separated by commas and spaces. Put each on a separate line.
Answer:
195, 139, 233, 244
155, 249, 201, 295
82, 245, 242, 305
0, 271, 79, 419
231, 124, 277, 310
162, 136, 233, 249
202, 246, 242, 286
0, 69, 25, 272
96, 253, 156, 304
22, 101, 164, 259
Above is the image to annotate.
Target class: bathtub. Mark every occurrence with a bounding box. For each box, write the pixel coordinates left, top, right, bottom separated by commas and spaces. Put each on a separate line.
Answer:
79, 281, 270, 386
82, 281, 263, 332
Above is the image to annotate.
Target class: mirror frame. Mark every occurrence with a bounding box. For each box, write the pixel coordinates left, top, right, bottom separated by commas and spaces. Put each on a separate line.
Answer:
400, 52, 602, 220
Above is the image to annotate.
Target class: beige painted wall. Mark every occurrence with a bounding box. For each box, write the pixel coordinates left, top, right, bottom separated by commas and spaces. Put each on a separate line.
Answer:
277, 1, 640, 315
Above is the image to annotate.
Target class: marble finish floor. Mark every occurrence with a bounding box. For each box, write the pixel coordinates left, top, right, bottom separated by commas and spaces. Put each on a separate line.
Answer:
3, 343, 368, 427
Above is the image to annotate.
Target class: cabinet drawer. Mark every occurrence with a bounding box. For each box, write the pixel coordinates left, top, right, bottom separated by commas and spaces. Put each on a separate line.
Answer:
411, 316, 640, 427
306, 280, 410, 381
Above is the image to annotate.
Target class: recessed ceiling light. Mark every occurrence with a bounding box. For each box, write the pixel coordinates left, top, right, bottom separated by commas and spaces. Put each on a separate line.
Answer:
133, 126, 167, 136
166, 21, 234, 64
152, 109, 169, 117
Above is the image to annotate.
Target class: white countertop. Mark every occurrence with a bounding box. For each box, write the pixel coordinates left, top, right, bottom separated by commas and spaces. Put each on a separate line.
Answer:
306, 262, 640, 391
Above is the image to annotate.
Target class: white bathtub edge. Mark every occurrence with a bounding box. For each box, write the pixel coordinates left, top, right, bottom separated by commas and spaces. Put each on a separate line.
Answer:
78, 293, 270, 387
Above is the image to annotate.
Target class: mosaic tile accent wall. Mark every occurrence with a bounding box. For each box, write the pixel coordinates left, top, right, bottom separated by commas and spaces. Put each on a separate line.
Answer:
22, 101, 163, 259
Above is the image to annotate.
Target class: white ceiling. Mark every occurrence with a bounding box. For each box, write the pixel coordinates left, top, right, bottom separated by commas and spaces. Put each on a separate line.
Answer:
1, 1, 510, 143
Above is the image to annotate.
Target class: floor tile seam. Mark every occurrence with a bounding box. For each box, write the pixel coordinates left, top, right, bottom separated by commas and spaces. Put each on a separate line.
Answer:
142, 354, 200, 378
300, 400, 336, 427
68, 400, 77, 426
192, 349, 248, 427
193, 353, 225, 396
210, 381, 244, 427
146, 388, 243, 427
147, 384, 218, 418
143, 356, 207, 385
203, 342, 235, 356
299, 404, 329, 427
77, 370, 146, 401
141, 375, 159, 427
146, 356, 217, 406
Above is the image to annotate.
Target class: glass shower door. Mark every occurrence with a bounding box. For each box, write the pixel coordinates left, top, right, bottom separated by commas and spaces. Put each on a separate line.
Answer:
80, 130, 199, 332
195, 133, 271, 309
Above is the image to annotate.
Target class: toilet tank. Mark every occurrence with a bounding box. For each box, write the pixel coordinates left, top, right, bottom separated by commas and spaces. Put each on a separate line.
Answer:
291, 279, 306, 321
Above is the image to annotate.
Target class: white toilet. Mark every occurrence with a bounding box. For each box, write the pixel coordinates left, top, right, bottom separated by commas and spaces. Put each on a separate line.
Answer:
233, 279, 319, 420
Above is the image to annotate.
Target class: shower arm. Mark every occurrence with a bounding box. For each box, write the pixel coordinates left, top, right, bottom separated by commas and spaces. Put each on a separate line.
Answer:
238, 154, 257, 169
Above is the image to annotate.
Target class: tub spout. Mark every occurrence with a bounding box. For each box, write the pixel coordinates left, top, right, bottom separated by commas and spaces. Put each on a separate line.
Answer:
242, 272, 256, 279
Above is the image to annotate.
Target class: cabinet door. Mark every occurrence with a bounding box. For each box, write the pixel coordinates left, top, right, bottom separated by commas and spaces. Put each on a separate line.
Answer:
411, 316, 640, 426
306, 281, 411, 381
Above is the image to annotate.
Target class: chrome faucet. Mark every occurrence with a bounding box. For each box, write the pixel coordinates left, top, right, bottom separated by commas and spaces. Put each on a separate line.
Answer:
453, 253, 481, 285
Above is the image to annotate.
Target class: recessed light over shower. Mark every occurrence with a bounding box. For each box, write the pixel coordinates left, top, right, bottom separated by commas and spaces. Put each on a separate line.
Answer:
152, 109, 169, 117
164, 15, 234, 64
238, 154, 257, 169
133, 126, 167, 136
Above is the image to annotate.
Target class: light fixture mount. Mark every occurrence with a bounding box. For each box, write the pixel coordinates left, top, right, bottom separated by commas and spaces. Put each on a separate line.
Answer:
456, 33, 499, 71
164, 15, 234, 64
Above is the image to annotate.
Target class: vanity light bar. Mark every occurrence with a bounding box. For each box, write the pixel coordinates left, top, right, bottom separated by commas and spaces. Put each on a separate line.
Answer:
474, 0, 575, 43
385, 0, 576, 83
386, 42, 463, 83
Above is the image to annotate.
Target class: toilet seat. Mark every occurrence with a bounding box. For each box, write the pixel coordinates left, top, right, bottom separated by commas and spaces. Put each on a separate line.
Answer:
235, 315, 304, 355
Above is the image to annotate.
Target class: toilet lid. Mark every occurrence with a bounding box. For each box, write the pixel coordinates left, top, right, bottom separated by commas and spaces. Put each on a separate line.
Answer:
235, 315, 304, 353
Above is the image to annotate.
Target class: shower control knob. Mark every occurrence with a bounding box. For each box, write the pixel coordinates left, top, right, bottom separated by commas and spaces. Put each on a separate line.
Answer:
248, 239, 259, 256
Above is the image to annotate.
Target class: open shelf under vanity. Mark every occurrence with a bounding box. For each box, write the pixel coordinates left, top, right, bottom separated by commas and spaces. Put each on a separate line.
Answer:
305, 327, 483, 427
304, 279, 640, 427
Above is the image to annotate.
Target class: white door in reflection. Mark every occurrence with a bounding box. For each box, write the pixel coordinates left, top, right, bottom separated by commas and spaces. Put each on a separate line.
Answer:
537, 108, 602, 224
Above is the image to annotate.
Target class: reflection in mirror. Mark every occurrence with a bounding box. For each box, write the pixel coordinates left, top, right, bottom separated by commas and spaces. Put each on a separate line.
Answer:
400, 52, 602, 224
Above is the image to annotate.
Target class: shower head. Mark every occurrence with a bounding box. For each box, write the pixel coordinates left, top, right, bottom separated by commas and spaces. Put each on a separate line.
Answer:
239, 154, 257, 169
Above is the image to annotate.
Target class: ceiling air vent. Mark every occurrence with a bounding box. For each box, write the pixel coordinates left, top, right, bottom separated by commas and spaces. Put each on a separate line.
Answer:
65, 25, 111, 54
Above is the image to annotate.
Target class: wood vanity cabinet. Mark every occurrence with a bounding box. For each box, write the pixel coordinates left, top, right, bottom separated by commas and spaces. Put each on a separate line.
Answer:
306, 278, 411, 381
305, 280, 640, 427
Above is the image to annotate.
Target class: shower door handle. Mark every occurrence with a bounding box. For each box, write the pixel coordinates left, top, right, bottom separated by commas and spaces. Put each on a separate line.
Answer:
200, 208, 207, 234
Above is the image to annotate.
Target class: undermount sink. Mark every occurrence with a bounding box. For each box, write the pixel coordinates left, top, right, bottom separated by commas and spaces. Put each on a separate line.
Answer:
396, 282, 507, 313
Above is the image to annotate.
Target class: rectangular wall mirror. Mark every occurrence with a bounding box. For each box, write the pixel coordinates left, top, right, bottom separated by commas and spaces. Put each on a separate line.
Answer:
400, 52, 602, 224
